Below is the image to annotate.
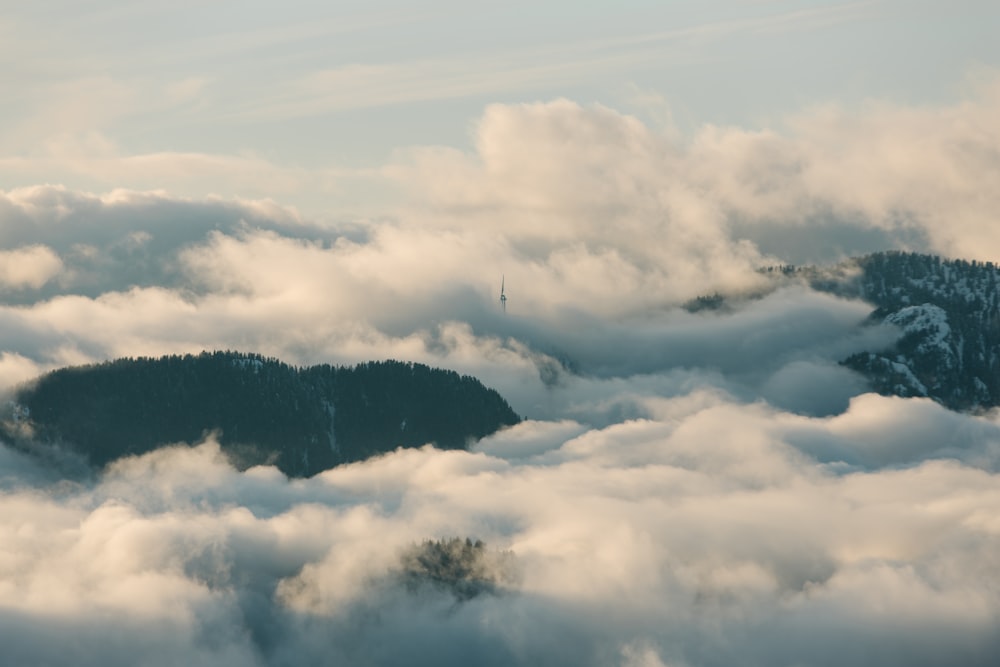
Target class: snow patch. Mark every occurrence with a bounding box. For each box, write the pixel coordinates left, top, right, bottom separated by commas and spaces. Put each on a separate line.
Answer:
885, 304, 952, 358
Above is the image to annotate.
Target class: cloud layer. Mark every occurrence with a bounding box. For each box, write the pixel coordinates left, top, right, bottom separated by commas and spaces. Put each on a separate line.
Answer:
2, 86, 1000, 664
2, 390, 999, 666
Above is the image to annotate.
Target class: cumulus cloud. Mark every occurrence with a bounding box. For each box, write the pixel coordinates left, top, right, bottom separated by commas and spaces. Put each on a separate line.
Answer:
388, 79, 1000, 265
688, 76, 1000, 262
388, 99, 769, 305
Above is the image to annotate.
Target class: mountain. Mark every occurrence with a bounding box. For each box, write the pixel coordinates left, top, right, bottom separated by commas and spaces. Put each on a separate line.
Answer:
2, 352, 520, 477
786, 251, 1000, 411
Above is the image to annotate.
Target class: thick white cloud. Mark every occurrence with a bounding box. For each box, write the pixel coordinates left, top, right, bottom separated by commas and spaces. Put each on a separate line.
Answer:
388, 99, 769, 305
686, 77, 1000, 262
1, 391, 999, 666
5, 79, 1000, 312
379, 80, 1000, 267
0, 244, 62, 289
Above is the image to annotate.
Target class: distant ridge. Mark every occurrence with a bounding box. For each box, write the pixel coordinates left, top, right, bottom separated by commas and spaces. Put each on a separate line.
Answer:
834, 252, 1000, 410
772, 251, 1000, 411
2, 352, 521, 476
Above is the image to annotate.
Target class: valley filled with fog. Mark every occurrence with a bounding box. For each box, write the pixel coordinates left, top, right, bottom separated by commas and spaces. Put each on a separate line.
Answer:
2, 79, 1000, 666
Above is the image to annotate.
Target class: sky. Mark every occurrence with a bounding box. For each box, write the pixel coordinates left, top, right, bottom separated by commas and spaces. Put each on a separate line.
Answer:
2, 1, 1000, 665
2, 0, 998, 214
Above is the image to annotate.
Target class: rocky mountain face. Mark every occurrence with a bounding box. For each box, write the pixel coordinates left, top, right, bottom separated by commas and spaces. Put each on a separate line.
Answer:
810, 252, 1000, 411
2, 352, 520, 476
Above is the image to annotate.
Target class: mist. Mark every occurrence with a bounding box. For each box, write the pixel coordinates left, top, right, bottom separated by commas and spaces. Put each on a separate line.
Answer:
2, 395, 999, 666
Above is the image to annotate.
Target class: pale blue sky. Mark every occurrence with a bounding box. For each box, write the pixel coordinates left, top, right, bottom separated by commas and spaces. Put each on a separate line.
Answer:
1, 0, 997, 213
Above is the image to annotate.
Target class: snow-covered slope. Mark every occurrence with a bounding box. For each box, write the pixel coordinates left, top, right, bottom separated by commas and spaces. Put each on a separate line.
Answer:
817, 252, 1000, 410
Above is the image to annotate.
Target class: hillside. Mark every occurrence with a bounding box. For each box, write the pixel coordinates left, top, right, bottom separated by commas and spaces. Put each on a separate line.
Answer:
2, 352, 520, 476
788, 252, 1000, 410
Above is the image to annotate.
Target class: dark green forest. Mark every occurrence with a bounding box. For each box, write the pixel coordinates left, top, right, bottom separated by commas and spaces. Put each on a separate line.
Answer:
4, 351, 520, 476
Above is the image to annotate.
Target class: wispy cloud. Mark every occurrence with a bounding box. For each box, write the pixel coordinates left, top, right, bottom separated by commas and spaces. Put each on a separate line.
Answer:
231, 2, 878, 120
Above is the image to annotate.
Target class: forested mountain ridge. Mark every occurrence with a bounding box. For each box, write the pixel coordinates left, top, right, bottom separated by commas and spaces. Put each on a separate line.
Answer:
2, 352, 520, 477
786, 251, 1000, 410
